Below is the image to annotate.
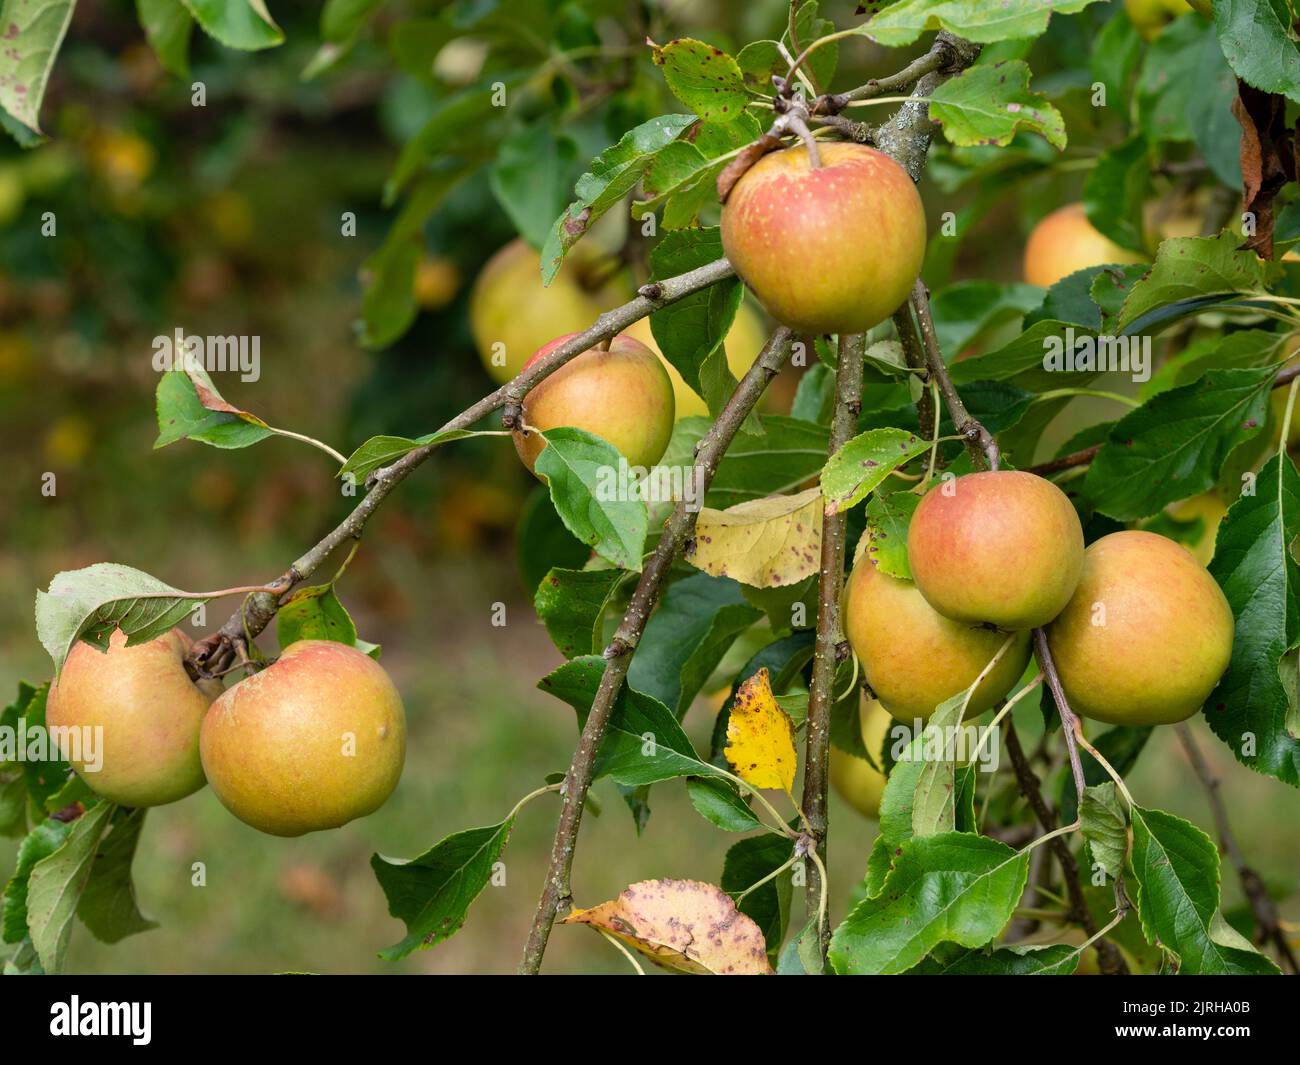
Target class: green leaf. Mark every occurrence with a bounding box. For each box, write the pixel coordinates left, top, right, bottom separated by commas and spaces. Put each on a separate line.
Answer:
25, 801, 115, 972
1083, 134, 1150, 253
627, 572, 761, 718
136, 0, 194, 78
1137, 15, 1240, 186
1213, 0, 1300, 107
1, 818, 72, 944
651, 39, 747, 122
516, 486, 590, 597
336, 428, 480, 484
1079, 783, 1128, 881
0, 0, 75, 135
705, 415, 831, 508
1083, 366, 1275, 521
686, 777, 762, 832
929, 60, 1065, 150
910, 694, 965, 839
539, 657, 725, 787
647, 227, 744, 416
1205, 452, 1300, 787
858, 0, 1104, 47
931, 280, 1042, 357
534, 427, 649, 572
153, 366, 271, 451
1117, 234, 1279, 332
542, 114, 695, 284
77, 808, 157, 944
371, 819, 514, 961
1059, 725, 1151, 824
1129, 805, 1281, 974
275, 584, 377, 656
821, 428, 930, 515
489, 126, 578, 251
829, 832, 1030, 975
181, 0, 282, 51
911, 942, 1080, 975
533, 567, 625, 659
721, 834, 794, 954
9, 683, 71, 814
785, 1, 838, 88
35, 564, 207, 675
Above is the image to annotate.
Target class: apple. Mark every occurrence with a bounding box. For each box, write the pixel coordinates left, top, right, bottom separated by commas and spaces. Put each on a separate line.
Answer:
513, 332, 675, 476
623, 300, 770, 419
1023, 203, 1145, 288
844, 550, 1032, 723
200, 640, 406, 836
46, 627, 219, 807
1044, 531, 1234, 726
907, 470, 1085, 630
829, 696, 892, 819
413, 254, 460, 310
1125, 0, 1197, 40
469, 239, 613, 384
720, 142, 926, 335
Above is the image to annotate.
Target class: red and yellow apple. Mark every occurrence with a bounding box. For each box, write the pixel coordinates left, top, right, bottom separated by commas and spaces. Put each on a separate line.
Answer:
907, 471, 1085, 630
844, 550, 1032, 722
1023, 203, 1145, 288
47, 627, 219, 807
513, 332, 675, 476
721, 142, 926, 335
200, 640, 406, 836
469, 239, 614, 383
1044, 531, 1234, 726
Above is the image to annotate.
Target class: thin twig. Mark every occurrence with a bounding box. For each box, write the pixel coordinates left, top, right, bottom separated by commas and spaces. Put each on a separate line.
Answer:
183, 257, 737, 680
518, 328, 795, 974
1033, 628, 1087, 803
1004, 723, 1130, 975
800, 331, 865, 963
910, 279, 1000, 470
1174, 723, 1299, 974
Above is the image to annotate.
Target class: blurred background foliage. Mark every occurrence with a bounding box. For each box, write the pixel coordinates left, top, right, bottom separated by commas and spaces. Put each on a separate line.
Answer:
0, 0, 1294, 973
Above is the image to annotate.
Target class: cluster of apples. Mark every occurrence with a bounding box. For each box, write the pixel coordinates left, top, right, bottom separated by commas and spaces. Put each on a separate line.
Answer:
46, 630, 405, 836
832, 471, 1235, 819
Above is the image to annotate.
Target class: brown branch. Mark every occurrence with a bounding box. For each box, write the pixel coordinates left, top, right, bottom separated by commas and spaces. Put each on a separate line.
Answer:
893, 303, 937, 450
871, 32, 983, 181
183, 256, 737, 680
800, 331, 866, 962
1033, 629, 1087, 803
1004, 723, 1130, 975
1174, 723, 1299, 974
821, 33, 966, 112
909, 279, 1000, 470
518, 327, 795, 974
1027, 444, 1102, 477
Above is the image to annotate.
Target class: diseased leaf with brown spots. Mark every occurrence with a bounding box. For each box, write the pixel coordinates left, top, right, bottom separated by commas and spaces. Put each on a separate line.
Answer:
686, 487, 822, 587
564, 878, 774, 974
724, 668, 797, 792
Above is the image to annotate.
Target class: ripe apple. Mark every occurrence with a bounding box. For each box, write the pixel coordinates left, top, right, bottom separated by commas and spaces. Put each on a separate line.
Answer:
46, 627, 219, 807
623, 300, 769, 419
844, 551, 1032, 722
1044, 531, 1234, 726
830, 696, 892, 819
907, 471, 1085, 630
200, 640, 406, 836
469, 239, 613, 384
1125, 0, 1197, 40
413, 254, 460, 310
1023, 203, 1145, 288
720, 142, 926, 335
513, 332, 675, 476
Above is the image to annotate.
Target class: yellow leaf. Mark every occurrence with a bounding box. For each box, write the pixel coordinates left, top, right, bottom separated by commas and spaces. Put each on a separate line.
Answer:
563, 878, 773, 974
724, 668, 797, 792
687, 487, 822, 587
